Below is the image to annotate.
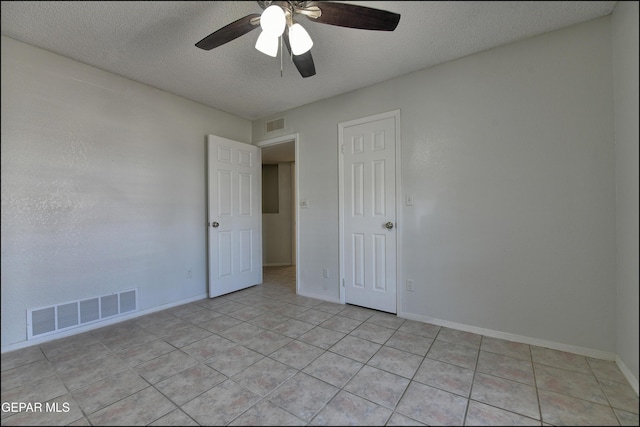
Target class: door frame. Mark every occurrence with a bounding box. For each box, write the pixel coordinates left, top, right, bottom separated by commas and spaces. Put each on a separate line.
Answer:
256, 133, 300, 293
338, 110, 402, 310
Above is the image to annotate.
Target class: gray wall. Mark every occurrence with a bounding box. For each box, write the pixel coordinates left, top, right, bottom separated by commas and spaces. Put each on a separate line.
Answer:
253, 17, 620, 363
1, 36, 252, 349
612, 1, 639, 386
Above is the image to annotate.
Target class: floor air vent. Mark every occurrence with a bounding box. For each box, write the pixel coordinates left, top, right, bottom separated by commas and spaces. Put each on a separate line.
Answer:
27, 289, 137, 340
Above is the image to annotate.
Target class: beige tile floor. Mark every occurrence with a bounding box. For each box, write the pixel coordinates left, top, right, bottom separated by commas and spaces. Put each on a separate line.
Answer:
1, 266, 638, 426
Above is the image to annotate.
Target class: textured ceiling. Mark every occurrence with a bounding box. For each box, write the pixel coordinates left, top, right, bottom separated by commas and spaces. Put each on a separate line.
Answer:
1, 1, 617, 121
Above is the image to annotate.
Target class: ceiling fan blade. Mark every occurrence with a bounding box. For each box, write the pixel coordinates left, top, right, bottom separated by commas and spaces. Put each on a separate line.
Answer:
304, 2, 400, 31
195, 13, 261, 50
283, 30, 316, 78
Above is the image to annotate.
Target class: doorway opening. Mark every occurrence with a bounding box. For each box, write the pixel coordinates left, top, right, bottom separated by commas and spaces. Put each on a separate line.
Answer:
257, 133, 299, 293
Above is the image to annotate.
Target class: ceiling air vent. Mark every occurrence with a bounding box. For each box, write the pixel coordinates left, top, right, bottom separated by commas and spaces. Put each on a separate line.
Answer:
265, 117, 285, 133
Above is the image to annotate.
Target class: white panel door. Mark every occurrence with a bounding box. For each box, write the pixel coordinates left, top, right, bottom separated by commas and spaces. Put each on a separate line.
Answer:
340, 112, 398, 313
207, 135, 262, 298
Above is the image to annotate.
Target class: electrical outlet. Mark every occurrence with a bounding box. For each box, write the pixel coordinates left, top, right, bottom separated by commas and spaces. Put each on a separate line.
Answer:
406, 279, 414, 291
322, 268, 329, 278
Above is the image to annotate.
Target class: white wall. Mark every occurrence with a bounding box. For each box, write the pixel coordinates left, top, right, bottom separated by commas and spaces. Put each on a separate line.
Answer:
253, 17, 618, 356
263, 162, 293, 266
612, 1, 639, 387
1, 36, 252, 349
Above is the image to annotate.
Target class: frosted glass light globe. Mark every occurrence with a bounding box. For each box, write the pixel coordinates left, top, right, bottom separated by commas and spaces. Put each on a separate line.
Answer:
255, 30, 279, 57
260, 5, 286, 36
289, 23, 313, 55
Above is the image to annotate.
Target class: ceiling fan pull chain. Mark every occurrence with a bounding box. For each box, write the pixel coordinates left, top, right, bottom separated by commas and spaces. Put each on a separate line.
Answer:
280, 35, 283, 77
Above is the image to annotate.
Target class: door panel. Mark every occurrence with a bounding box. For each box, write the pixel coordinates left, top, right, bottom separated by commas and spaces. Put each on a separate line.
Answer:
341, 113, 398, 313
208, 135, 262, 298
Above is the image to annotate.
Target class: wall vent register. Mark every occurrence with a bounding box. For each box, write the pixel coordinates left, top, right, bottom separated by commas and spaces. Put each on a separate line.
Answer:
27, 289, 138, 340
265, 117, 285, 133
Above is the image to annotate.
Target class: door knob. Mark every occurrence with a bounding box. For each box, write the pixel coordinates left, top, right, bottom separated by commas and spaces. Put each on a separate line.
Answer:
212, 222, 219, 228
384, 221, 394, 229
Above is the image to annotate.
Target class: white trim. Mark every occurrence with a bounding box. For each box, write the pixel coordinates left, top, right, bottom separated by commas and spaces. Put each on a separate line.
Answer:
616, 356, 640, 395
400, 309, 639, 395
398, 309, 618, 361
256, 133, 300, 294
256, 133, 299, 148
297, 290, 341, 305
338, 110, 402, 312
339, 128, 345, 304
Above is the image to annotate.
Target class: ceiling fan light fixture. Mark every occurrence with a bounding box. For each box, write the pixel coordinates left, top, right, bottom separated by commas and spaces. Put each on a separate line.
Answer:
196, 1, 401, 78
260, 5, 286, 36
289, 22, 313, 55
255, 30, 279, 57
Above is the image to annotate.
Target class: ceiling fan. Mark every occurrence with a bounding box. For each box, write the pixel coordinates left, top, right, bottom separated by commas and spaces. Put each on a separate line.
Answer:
195, 1, 401, 78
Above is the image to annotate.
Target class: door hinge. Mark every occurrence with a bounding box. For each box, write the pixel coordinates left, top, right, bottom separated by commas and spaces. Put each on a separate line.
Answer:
340, 144, 344, 154
342, 278, 345, 287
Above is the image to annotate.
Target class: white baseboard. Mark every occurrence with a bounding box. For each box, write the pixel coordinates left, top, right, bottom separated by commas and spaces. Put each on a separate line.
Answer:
297, 289, 340, 304
400, 309, 639, 395
616, 355, 640, 395
397, 309, 618, 361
